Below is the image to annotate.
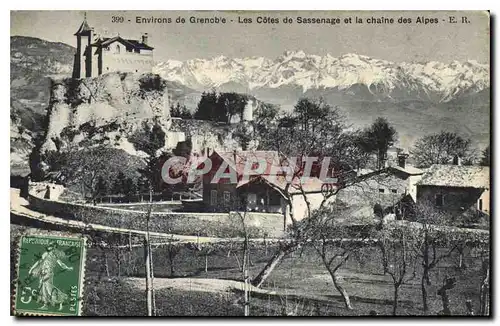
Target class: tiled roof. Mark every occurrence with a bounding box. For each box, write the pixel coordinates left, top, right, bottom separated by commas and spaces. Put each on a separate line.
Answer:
91, 36, 154, 50
212, 150, 330, 194
417, 164, 489, 189
215, 150, 287, 177
390, 165, 424, 175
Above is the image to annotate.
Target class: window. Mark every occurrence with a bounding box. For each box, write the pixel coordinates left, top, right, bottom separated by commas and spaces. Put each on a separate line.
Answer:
479, 199, 483, 211
269, 192, 282, 206
435, 194, 444, 207
223, 191, 231, 205
379, 188, 385, 193
210, 190, 217, 206
115, 44, 121, 54
391, 189, 397, 194
247, 193, 257, 205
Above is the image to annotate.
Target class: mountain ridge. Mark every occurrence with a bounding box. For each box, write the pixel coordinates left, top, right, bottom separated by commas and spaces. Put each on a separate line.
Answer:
154, 51, 489, 103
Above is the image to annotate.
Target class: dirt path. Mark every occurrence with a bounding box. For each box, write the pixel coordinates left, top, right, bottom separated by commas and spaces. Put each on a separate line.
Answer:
124, 276, 337, 305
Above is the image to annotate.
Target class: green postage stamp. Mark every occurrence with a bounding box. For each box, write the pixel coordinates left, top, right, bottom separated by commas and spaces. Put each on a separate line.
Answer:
13, 234, 87, 316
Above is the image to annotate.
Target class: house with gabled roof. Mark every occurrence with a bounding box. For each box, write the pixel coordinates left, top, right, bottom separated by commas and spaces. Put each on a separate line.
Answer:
416, 163, 490, 215
200, 150, 337, 224
72, 15, 154, 78
336, 153, 424, 208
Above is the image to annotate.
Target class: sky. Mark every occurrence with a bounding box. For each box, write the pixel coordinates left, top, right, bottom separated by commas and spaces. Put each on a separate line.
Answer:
11, 10, 490, 63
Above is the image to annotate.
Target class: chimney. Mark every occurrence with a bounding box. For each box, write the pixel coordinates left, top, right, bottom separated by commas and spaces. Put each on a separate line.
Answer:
452, 155, 462, 166
142, 33, 149, 45
397, 153, 409, 169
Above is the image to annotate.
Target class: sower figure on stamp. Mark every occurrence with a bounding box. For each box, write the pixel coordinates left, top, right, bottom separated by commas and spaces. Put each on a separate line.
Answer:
28, 241, 73, 311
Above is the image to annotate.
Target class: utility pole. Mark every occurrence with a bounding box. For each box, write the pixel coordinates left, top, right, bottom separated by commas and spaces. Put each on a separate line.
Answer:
243, 234, 250, 317
144, 187, 155, 316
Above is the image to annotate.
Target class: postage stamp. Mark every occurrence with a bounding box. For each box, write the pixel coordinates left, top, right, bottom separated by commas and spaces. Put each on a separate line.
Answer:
13, 234, 87, 316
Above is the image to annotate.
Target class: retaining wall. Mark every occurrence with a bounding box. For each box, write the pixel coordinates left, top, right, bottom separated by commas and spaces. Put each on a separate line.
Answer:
28, 194, 285, 238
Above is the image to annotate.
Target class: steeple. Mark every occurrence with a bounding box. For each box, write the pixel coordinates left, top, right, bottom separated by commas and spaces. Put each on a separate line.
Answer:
73, 12, 93, 78
74, 12, 92, 35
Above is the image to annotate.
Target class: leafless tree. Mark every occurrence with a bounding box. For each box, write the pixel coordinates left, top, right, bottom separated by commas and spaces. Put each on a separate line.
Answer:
251, 97, 362, 288
411, 203, 458, 314
165, 235, 181, 277
377, 223, 418, 315
300, 204, 374, 310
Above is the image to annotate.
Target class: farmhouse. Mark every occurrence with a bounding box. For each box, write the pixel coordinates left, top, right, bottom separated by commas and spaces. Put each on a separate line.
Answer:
201, 150, 336, 223
416, 163, 490, 215
337, 153, 424, 209
73, 15, 154, 78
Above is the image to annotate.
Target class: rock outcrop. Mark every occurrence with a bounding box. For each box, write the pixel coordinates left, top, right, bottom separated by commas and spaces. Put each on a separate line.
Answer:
40, 72, 171, 156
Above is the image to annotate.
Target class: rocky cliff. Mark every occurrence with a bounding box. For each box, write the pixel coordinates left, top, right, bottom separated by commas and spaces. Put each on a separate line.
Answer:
40, 72, 171, 156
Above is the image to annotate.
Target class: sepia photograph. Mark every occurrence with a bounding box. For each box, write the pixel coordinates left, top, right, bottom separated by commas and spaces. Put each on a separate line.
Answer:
9, 10, 490, 317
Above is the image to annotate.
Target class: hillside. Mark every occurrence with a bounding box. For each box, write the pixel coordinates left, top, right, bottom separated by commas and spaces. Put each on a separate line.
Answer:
10, 36, 75, 174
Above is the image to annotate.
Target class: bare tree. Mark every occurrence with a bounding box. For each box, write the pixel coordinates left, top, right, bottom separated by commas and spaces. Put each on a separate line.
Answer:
411, 203, 458, 314
165, 236, 181, 277
437, 276, 456, 315
377, 223, 418, 315
251, 97, 362, 288
300, 204, 374, 310
479, 259, 490, 315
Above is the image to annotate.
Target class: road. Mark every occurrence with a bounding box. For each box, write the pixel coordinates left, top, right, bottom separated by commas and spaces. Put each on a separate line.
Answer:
10, 188, 246, 244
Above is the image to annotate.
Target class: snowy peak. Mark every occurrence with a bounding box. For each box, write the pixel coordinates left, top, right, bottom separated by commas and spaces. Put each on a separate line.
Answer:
153, 52, 489, 103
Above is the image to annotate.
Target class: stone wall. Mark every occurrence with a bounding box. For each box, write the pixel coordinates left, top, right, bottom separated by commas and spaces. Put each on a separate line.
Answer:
28, 193, 285, 238
101, 51, 154, 75
417, 185, 484, 213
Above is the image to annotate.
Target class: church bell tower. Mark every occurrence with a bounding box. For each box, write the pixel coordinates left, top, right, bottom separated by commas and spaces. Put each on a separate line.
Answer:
72, 13, 93, 78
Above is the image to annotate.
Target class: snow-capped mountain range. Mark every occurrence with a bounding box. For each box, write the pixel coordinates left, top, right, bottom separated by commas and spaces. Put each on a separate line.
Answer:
154, 51, 489, 103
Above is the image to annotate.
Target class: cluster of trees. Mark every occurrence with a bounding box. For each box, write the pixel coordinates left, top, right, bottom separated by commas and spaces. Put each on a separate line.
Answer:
412, 132, 489, 168
170, 103, 193, 119
94, 173, 149, 199
194, 91, 250, 123
46, 119, 194, 203
354, 118, 398, 170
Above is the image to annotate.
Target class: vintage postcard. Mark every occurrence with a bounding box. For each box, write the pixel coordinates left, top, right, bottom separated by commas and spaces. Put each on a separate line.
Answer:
10, 10, 490, 317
